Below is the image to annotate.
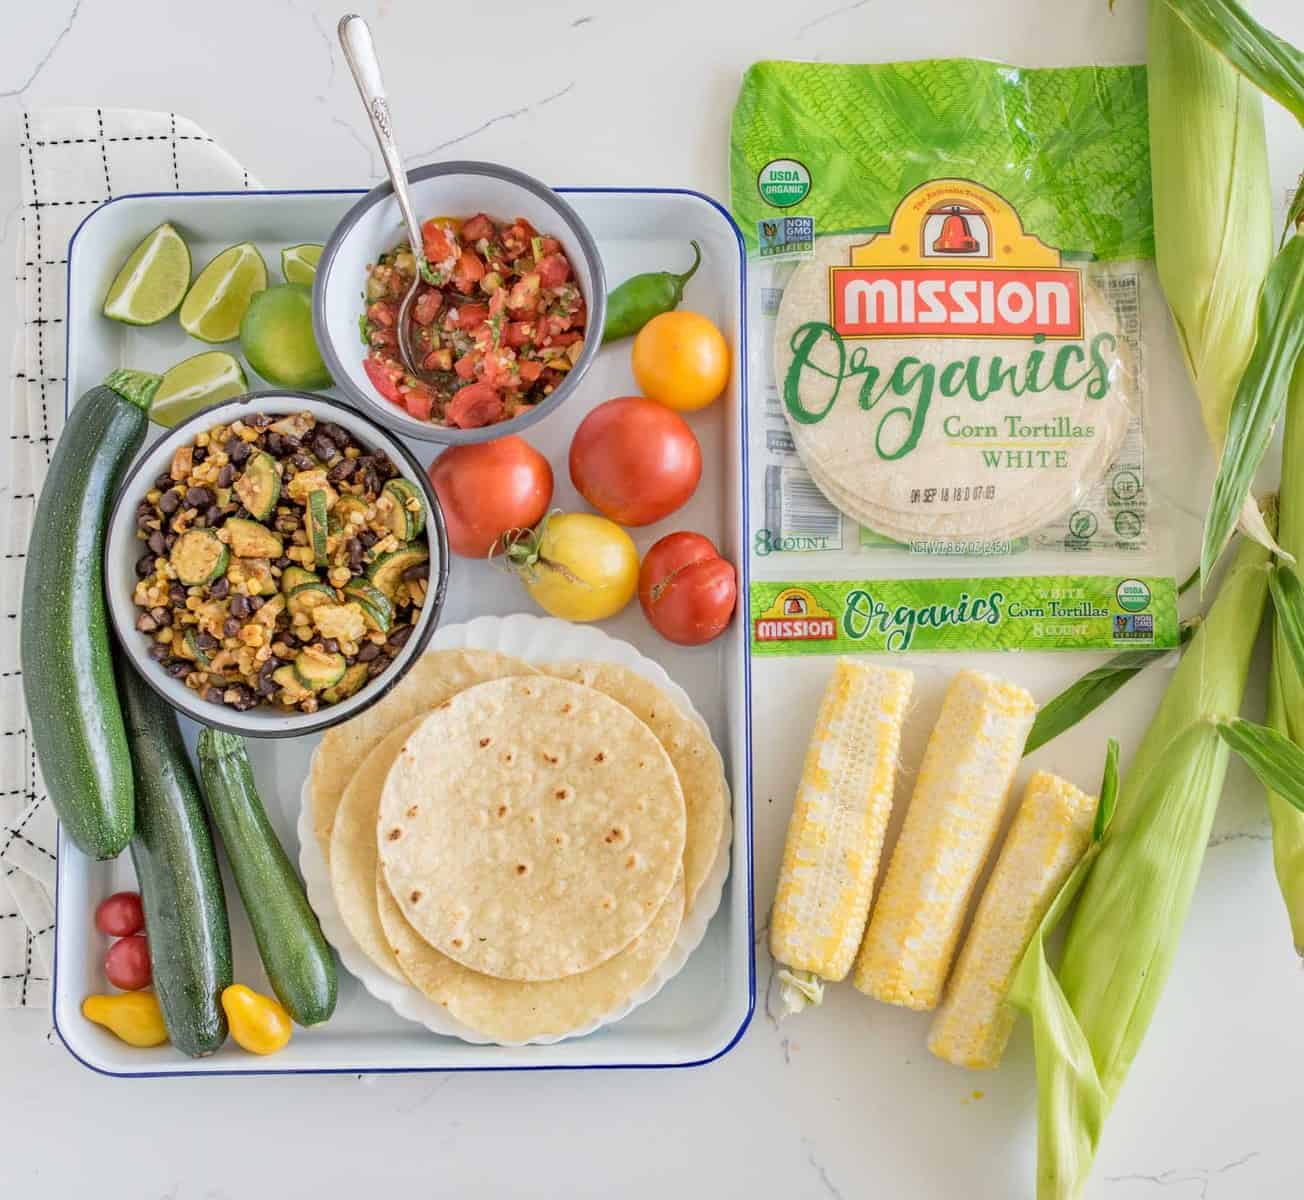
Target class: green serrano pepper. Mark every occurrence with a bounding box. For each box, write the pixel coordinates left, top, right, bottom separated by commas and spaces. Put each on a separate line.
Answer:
601, 240, 702, 344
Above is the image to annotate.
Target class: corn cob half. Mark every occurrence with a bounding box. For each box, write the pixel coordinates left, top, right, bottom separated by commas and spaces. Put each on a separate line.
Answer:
769, 659, 913, 1012
854, 669, 1036, 1010
927, 770, 1097, 1069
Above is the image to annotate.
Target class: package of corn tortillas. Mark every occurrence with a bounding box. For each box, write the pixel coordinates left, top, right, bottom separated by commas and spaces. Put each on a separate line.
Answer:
731, 58, 1181, 657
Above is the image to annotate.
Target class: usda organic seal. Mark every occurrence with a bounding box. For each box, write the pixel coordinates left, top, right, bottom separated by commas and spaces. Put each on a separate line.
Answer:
758, 159, 811, 208
1116, 579, 1152, 613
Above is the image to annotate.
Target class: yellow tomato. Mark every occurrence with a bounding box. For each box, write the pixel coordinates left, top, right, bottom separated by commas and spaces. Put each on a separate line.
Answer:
221, 984, 293, 1055
511, 512, 638, 622
631, 311, 730, 412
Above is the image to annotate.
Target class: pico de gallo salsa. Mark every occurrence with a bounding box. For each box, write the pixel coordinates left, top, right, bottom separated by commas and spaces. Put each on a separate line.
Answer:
360, 214, 587, 429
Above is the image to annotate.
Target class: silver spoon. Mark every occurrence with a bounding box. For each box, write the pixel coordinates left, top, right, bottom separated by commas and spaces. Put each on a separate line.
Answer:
338, 13, 438, 386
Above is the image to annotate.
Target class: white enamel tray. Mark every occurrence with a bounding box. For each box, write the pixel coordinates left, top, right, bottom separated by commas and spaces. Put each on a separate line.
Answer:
52, 186, 753, 1075
298, 614, 733, 1046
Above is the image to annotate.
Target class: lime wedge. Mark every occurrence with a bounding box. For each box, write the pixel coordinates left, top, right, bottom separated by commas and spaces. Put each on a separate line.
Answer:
240, 283, 332, 389
102, 223, 191, 325
281, 243, 323, 286
150, 351, 249, 427
180, 242, 268, 343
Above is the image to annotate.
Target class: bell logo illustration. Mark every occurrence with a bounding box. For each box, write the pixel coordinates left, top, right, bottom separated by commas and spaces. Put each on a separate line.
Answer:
930, 204, 983, 255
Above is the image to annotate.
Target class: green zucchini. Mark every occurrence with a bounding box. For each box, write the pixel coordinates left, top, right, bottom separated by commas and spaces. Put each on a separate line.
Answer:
381, 478, 426, 540
367, 544, 428, 600
20, 370, 161, 859
232, 450, 280, 520
118, 661, 232, 1056
307, 490, 330, 568
280, 565, 319, 593
171, 528, 228, 586
293, 647, 348, 691
225, 517, 282, 559
343, 580, 393, 633
196, 729, 338, 1026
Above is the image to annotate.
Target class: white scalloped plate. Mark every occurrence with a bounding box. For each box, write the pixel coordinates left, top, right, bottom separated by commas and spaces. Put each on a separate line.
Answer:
298, 613, 733, 1046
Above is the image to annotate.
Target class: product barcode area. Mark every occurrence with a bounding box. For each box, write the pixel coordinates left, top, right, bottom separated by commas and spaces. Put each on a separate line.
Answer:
766, 466, 843, 550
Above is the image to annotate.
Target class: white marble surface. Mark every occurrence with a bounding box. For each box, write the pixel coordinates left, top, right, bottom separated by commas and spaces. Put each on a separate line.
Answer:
3, 1, 1304, 1197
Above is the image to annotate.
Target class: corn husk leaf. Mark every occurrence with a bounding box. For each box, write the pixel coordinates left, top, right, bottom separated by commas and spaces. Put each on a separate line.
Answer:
1216, 717, 1304, 812
1023, 624, 1196, 756
1161, 0, 1304, 123
1201, 235, 1304, 585
1012, 522, 1273, 1200
1283, 176, 1303, 249
1268, 562, 1304, 684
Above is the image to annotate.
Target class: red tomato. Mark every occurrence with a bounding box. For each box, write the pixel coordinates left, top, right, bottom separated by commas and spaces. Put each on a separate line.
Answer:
569, 397, 702, 526
450, 303, 489, 330
537, 237, 562, 257
105, 935, 152, 990
638, 532, 737, 645
428, 436, 553, 556
401, 383, 434, 421
536, 253, 571, 288
461, 213, 495, 242
95, 891, 144, 938
411, 289, 442, 326
452, 249, 486, 292
446, 382, 505, 429
505, 320, 534, 348
518, 360, 543, 384
422, 220, 455, 263
363, 356, 403, 405
507, 274, 541, 315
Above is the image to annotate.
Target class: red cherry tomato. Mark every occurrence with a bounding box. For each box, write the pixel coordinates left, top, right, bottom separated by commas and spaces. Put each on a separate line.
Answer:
104, 935, 152, 991
362, 356, 403, 406
569, 397, 702, 527
428, 436, 554, 557
639, 532, 738, 645
95, 891, 144, 938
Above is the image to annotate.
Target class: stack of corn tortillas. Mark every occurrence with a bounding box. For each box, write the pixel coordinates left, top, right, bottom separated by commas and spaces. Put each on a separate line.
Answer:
305, 646, 730, 1044
773, 235, 1136, 544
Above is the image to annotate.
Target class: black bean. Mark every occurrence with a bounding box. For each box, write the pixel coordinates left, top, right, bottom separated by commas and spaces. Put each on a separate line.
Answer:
346, 538, 364, 572
359, 530, 378, 550
185, 486, 213, 508
248, 595, 265, 613
366, 657, 389, 679
158, 489, 181, 515
229, 595, 251, 620
203, 686, 224, 704
164, 533, 178, 551
169, 584, 187, 605
280, 434, 302, 453
196, 631, 219, 652
136, 499, 152, 516
230, 440, 251, 465
154, 471, 174, 490
135, 554, 156, 578
371, 448, 396, 478
358, 641, 381, 663
247, 413, 273, 430
149, 606, 171, 628
147, 643, 169, 662
223, 617, 241, 637
402, 561, 429, 582
311, 434, 338, 463
385, 624, 414, 652
265, 432, 284, 456
205, 505, 223, 526
274, 556, 292, 570
224, 436, 242, 459
135, 511, 155, 533
321, 422, 352, 448
147, 531, 167, 556
209, 576, 230, 600
320, 638, 340, 654
328, 458, 356, 484
217, 464, 236, 487
291, 452, 316, 472
192, 446, 207, 465
229, 685, 258, 712
166, 659, 189, 678
135, 612, 159, 634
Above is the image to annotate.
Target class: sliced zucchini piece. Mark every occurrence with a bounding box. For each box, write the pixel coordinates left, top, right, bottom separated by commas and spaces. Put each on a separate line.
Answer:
306, 490, 330, 569
366, 544, 429, 601
380, 479, 426, 541
232, 450, 280, 521
332, 495, 369, 535
183, 628, 211, 668
269, 412, 314, 440
279, 565, 319, 594
293, 647, 347, 692
252, 593, 286, 629
321, 662, 369, 705
342, 580, 393, 633
171, 529, 229, 586
237, 557, 276, 596
271, 664, 312, 705
225, 517, 283, 559
287, 581, 336, 619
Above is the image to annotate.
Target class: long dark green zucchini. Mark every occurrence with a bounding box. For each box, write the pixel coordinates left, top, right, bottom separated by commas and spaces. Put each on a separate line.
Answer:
21, 369, 160, 859
197, 729, 337, 1026
119, 661, 232, 1056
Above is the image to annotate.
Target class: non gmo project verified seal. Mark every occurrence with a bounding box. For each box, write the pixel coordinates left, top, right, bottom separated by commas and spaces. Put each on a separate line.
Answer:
758, 216, 814, 260
1112, 612, 1154, 641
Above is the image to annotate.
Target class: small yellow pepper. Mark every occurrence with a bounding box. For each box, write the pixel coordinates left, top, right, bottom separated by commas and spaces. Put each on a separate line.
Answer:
221, 984, 292, 1055
82, 991, 169, 1047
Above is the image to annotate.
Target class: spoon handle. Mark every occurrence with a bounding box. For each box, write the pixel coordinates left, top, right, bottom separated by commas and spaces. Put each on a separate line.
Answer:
337, 13, 425, 260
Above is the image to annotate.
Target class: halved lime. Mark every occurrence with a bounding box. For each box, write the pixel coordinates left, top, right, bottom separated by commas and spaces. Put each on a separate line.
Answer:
102, 223, 191, 325
179, 242, 268, 343
281, 243, 323, 286
150, 351, 248, 427
240, 283, 332, 389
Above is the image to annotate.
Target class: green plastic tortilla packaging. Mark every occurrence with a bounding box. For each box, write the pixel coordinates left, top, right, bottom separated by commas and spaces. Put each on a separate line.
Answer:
730, 58, 1180, 657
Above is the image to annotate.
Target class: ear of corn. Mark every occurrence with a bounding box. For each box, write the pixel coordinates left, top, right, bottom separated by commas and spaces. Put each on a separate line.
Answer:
769, 659, 913, 1010
927, 771, 1097, 1071
1012, 523, 1273, 1199
853, 670, 1036, 1011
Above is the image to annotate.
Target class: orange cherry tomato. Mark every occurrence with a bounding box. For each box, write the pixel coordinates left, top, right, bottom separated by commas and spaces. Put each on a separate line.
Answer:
631, 311, 730, 412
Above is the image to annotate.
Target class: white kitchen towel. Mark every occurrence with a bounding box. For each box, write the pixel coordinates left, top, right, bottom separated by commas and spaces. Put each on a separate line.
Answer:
2, 109, 257, 1008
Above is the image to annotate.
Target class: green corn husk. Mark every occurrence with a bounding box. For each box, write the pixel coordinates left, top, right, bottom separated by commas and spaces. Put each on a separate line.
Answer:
1010, 518, 1273, 1200
1267, 362, 1304, 951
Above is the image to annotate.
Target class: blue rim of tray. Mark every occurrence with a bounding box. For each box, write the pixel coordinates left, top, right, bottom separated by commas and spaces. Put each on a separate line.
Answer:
56, 184, 755, 1078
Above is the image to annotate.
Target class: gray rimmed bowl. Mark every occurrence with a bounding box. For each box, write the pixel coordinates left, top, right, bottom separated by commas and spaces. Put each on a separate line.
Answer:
105, 391, 450, 738
313, 161, 606, 445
